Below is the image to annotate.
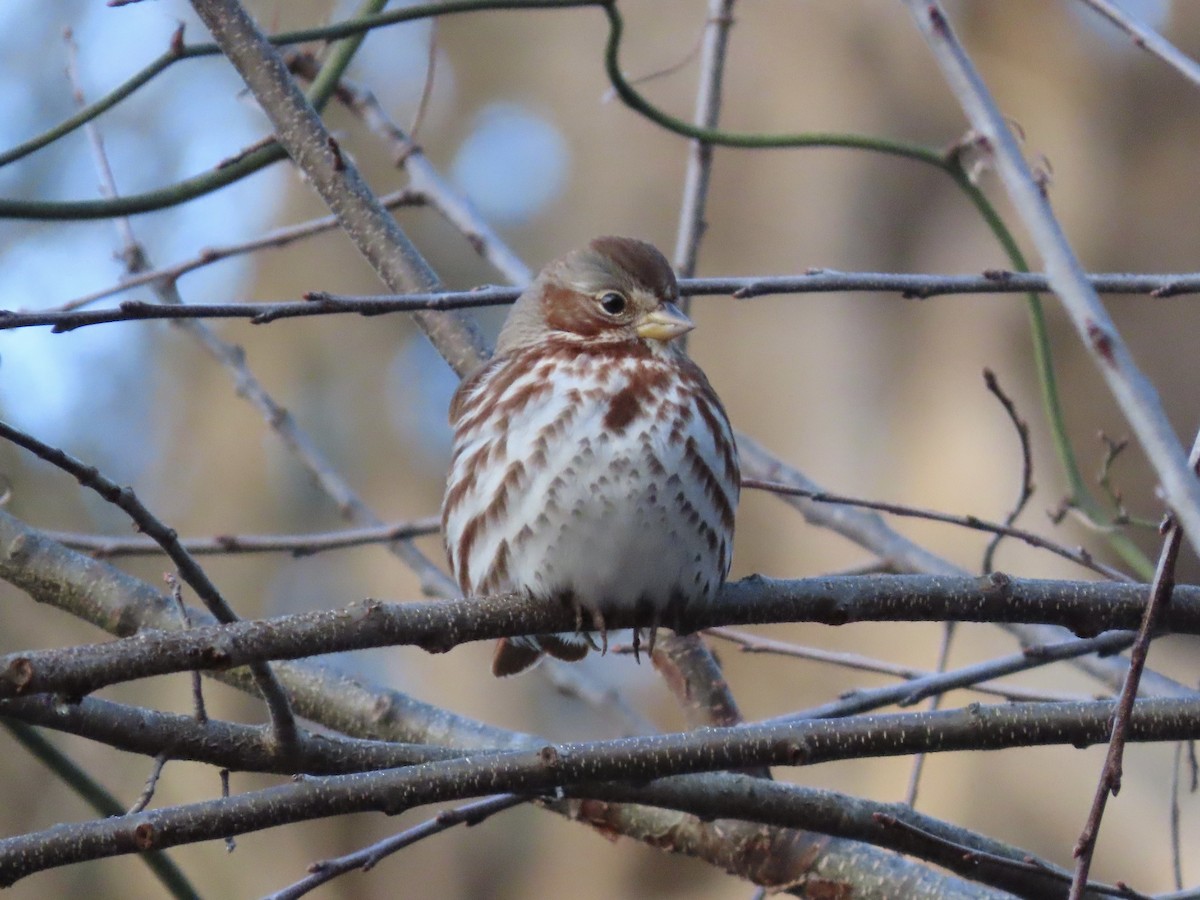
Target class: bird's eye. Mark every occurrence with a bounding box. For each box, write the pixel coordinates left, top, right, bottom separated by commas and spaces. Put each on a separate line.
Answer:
598, 292, 627, 315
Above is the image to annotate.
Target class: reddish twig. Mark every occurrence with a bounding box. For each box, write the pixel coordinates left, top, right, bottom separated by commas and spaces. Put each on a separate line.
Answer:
874, 813, 1147, 899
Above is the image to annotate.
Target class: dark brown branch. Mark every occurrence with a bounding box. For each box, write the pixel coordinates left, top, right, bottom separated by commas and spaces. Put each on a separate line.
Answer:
266, 794, 528, 900
1, 696, 1195, 890
4, 568, 1199, 703
0, 695, 456, 774
8, 271, 1200, 333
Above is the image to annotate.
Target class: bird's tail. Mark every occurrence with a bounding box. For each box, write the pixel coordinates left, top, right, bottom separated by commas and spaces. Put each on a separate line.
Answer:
491, 633, 590, 676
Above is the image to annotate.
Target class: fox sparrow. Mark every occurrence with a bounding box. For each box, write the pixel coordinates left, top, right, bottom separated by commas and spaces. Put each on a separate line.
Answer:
442, 236, 739, 676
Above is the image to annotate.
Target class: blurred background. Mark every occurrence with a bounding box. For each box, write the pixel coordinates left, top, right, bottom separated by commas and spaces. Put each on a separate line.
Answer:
1, 0, 1197, 896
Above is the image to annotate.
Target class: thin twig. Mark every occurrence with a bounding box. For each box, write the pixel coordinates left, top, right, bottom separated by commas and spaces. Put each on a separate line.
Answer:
673, 0, 738, 333
1170, 741, 1185, 891
540, 661, 658, 736
265, 794, 527, 900
406, 19, 438, 141
1068, 433, 1200, 897
703, 627, 1074, 703
220, 769, 235, 852
765, 630, 1129, 726
902, 622, 955, 806
166, 573, 208, 724
599, 20, 707, 103
0, 420, 298, 753
741, 476, 1132, 582
42, 189, 425, 314
127, 753, 169, 815
318, 69, 535, 282
45, 517, 440, 559
981, 369, 1035, 572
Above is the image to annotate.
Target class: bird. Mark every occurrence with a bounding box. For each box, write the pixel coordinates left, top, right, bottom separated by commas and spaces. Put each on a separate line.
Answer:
441, 236, 739, 676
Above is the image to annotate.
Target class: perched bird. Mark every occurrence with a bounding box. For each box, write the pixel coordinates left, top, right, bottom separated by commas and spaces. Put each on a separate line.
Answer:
442, 237, 739, 676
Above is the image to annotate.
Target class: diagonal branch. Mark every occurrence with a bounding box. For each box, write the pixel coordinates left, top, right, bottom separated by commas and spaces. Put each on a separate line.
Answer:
186, 0, 487, 376
0, 421, 299, 756
1076, 0, 1200, 89
901, 0, 1200, 563
1068, 432, 1200, 896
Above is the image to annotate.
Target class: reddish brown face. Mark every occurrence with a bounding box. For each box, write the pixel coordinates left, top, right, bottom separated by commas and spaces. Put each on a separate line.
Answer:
496, 236, 694, 354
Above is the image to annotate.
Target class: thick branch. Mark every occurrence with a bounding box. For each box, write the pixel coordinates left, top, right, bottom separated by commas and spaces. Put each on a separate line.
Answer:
1, 695, 1194, 889
186, 0, 486, 375
0, 695, 455, 773
5, 563, 1197, 701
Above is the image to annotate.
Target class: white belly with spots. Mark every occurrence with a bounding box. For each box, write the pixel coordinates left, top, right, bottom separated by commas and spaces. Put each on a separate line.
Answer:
443, 345, 736, 627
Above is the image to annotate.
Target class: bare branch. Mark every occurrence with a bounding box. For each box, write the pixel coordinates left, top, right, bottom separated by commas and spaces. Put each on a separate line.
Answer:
7, 564, 1200, 701
981, 369, 1035, 573
673, 0, 737, 282
1, 695, 1195, 891
705, 627, 1081, 704
186, 0, 487, 376
9, 270, 1200, 333
902, 0, 1200, 563
44, 517, 440, 559
742, 477, 1131, 582
266, 794, 527, 900
1076, 0, 1200, 89
44, 189, 424, 313
0, 420, 299, 756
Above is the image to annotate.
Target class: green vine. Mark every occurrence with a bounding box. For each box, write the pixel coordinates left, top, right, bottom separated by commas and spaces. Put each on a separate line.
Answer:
597, 1, 1150, 578
0, 0, 1150, 575
2, 721, 200, 900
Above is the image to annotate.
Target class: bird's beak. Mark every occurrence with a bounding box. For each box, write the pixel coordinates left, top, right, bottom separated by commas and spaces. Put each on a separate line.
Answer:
635, 302, 694, 343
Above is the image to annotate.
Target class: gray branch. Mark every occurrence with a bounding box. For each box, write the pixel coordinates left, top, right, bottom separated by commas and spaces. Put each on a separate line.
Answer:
903, 0, 1200, 563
